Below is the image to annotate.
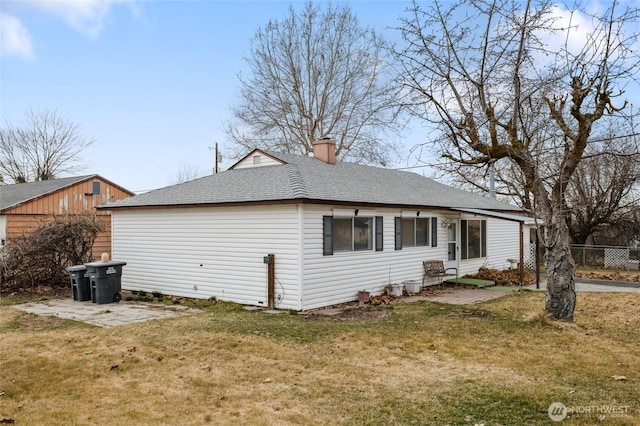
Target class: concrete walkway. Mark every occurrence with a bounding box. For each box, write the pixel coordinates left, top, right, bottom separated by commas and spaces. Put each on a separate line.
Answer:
12, 299, 200, 327
397, 279, 640, 306
401, 288, 510, 305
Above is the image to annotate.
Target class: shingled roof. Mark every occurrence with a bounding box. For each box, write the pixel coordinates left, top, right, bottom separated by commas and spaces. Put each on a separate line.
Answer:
102, 150, 523, 212
0, 175, 96, 211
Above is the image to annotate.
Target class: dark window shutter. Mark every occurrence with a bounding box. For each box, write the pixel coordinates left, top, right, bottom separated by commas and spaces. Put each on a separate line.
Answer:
375, 216, 383, 251
394, 217, 402, 250
431, 217, 437, 247
461, 220, 468, 260
323, 216, 333, 256
481, 220, 487, 257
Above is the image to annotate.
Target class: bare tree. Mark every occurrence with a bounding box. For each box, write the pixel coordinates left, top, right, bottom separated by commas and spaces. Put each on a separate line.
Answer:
172, 163, 202, 185
0, 109, 95, 183
226, 1, 403, 166
396, 0, 640, 320
441, 136, 640, 245
566, 137, 640, 244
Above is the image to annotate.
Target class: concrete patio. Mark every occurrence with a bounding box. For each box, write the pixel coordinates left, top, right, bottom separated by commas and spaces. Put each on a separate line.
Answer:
12, 298, 200, 327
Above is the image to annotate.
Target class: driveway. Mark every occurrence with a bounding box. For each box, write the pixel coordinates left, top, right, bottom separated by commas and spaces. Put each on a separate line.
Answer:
537, 279, 640, 293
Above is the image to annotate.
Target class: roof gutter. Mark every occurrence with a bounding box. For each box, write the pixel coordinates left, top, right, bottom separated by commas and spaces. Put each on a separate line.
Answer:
448, 208, 533, 223
99, 199, 530, 214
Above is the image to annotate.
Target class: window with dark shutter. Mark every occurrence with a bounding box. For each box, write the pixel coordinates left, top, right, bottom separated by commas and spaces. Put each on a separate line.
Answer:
481, 220, 487, 257
323, 216, 333, 256
461, 220, 468, 259
375, 216, 383, 251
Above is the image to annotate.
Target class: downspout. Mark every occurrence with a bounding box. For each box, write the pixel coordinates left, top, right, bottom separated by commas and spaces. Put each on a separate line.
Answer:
297, 204, 304, 311
519, 221, 524, 287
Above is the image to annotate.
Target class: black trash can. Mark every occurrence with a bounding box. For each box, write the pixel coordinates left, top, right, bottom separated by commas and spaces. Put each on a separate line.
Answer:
84, 261, 127, 304
68, 265, 91, 301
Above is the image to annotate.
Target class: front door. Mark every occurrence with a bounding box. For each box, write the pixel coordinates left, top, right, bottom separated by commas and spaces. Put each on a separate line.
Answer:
446, 219, 459, 272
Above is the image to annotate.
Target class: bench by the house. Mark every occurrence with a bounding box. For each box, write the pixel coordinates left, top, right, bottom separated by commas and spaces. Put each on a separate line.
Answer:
422, 260, 458, 287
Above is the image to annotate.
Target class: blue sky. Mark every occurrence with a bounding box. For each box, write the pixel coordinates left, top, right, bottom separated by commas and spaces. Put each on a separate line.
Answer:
1, 1, 419, 193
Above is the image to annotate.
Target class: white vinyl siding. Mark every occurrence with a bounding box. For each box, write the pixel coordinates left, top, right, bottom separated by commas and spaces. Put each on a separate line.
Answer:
111, 205, 301, 310
485, 217, 521, 269
110, 203, 523, 311
301, 205, 449, 310
232, 153, 284, 169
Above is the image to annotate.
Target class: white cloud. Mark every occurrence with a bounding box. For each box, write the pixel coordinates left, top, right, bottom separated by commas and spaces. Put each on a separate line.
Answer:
25, 0, 132, 38
0, 13, 34, 60
547, 4, 595, 56
1, 0, 138, 60
28, 0, 136, 38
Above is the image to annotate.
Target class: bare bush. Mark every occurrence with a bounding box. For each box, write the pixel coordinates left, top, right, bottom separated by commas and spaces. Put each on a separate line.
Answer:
0, 213, 103, 293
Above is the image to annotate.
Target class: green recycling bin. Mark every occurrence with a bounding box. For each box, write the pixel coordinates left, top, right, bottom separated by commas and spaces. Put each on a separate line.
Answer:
68, 265, 91, 301
85, 261, 127, 304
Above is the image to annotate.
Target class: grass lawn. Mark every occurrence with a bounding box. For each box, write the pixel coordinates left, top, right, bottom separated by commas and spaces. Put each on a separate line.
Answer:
1, 291, 638, 425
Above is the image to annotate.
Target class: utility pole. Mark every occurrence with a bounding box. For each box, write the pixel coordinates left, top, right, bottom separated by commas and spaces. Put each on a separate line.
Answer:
214, 142, 219, 174
209, 143, 221, 174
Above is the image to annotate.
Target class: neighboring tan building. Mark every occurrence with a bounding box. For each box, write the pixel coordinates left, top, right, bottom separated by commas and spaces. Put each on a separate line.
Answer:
0, 175, 134, 259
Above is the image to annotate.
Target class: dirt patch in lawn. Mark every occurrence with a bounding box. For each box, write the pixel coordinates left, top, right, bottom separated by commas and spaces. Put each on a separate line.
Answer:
16, 314, 70, 331
447, 309, 496, 319
305, 306, 392, 322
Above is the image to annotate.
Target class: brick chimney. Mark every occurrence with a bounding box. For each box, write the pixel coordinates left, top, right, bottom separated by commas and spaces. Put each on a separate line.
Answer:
312, 138, 336, 164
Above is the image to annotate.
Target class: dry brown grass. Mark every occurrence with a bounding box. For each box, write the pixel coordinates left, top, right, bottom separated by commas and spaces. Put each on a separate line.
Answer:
1, 292, 639, 425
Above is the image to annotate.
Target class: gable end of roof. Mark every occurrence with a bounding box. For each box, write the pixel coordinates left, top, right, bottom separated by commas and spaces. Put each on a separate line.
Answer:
0, 174, 134, 212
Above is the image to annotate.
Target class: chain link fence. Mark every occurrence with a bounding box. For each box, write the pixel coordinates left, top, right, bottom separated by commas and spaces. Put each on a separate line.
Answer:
524, 243, 640, 271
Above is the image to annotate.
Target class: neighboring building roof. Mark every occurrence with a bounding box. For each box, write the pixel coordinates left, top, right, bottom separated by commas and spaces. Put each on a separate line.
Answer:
0, 175, 132, 212
102, 150, 524, 213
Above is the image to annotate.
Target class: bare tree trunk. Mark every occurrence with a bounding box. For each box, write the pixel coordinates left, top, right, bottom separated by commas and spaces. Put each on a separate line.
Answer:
543, 215, 576, 321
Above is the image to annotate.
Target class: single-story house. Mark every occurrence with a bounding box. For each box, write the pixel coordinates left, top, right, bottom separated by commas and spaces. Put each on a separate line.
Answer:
101, 139, 531, 311
0, 175, 134, 259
